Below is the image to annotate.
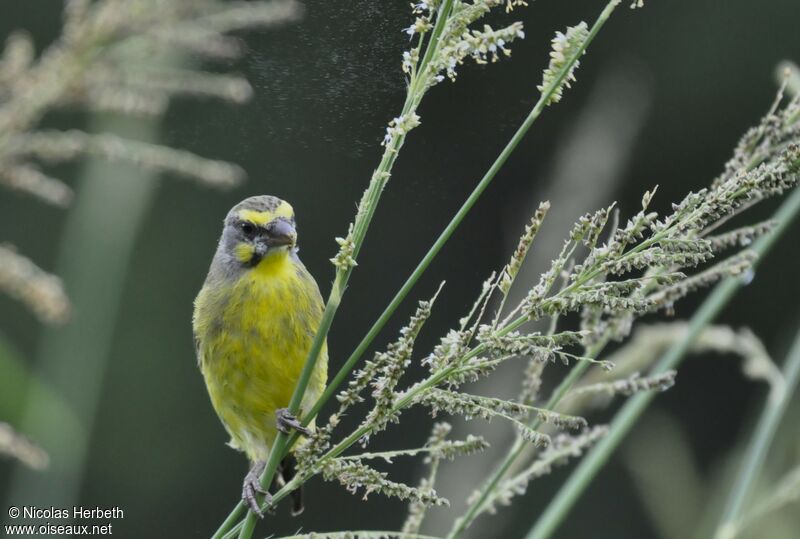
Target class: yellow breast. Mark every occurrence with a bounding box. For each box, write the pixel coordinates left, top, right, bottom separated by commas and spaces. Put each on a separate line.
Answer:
194, 250, 326, 461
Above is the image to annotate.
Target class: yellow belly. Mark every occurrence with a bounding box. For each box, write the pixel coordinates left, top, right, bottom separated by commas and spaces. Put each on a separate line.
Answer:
194, 252, 326, 462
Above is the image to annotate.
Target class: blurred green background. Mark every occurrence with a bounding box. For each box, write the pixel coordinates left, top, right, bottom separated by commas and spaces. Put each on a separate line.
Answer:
1, 1, 799, 537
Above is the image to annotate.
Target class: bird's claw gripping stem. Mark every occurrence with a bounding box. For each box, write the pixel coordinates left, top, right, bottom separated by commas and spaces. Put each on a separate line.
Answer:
276, 408, 312, 436
242, 460, 270, 518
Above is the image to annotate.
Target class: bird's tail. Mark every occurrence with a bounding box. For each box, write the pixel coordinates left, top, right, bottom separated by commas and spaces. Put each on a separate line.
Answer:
280, 455, 304, 516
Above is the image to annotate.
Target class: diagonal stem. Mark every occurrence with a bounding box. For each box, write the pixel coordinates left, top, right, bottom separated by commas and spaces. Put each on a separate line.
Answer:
713, 323, 800, 539
300, 0, 629, 462
225, 3, 456, 538
218, 1, 625, 536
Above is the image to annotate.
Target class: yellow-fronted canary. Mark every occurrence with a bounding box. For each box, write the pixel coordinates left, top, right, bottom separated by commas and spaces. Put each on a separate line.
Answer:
193, 195, 327, 516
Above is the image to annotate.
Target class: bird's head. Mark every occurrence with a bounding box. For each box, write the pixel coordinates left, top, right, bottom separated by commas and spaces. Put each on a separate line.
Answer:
220, 195, 298, 267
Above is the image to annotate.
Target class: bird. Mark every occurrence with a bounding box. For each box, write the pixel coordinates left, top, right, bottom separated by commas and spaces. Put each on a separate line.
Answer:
193, 195, 327, 517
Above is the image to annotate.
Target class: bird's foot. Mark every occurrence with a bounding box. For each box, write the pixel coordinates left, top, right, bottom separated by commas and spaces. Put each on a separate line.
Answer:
242, 460, 270, 518
276, 408, 312, 436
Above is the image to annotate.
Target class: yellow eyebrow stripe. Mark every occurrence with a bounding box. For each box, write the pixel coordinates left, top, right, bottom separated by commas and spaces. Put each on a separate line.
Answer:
238, 202, 294, 225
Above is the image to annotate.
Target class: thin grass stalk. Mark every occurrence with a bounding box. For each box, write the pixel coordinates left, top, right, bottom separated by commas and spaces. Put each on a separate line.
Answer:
304, 0, 624, 436
224, 2, 625, 536
293, 0, 625, 471
442, 8, 631, 536
524, 183, 800, 539
713, 324, 800, 539
231, 4, 457, 537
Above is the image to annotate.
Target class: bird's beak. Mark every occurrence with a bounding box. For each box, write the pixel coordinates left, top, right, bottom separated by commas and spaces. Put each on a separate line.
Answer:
266, 219, 296, 247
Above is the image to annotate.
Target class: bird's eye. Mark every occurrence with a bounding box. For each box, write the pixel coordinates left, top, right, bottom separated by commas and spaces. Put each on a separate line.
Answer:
239, 222, 256, 236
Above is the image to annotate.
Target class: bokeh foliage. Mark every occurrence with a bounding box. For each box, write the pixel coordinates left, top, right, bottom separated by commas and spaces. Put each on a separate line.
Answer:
1, 1, 799, 537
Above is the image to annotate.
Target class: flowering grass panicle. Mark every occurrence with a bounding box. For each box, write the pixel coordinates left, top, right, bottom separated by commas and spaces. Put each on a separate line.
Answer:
0, 244, 70, 324
500, 201, 550, 296
0, 0, 299, 325
538, 22, 590, 105
470, 425, 608, 517
213, 3, 800, 538
567, 371, 677, 400
0, 422, 48, 470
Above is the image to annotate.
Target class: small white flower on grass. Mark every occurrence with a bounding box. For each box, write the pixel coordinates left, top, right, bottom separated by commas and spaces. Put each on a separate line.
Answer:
413, 0, 438, 15
538, 21, 590, 105
401, 49, 419, 74
505, 0, 529, 13
382, 112, 421, 146
404, 16, 432, 38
